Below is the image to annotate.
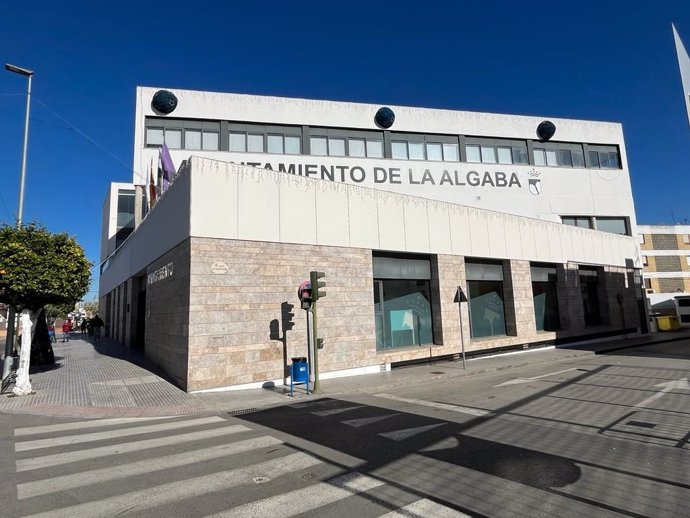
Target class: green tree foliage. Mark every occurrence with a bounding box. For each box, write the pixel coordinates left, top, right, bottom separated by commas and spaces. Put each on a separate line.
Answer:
0, 223, 91, 364
83, 300, 99, 317
45, 303, 76, 324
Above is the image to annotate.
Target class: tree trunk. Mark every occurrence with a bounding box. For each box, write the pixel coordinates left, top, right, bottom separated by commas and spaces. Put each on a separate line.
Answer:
30, 308, 54, 365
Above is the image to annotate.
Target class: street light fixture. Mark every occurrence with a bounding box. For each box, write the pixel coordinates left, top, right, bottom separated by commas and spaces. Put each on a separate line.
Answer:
2, 63, 34, 382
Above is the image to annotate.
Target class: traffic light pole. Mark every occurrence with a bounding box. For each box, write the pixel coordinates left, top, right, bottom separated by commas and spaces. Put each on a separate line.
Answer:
311, 301, 321, 392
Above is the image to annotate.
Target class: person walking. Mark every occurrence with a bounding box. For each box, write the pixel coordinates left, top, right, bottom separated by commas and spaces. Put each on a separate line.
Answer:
61, 320, 72, 342
80, 319, 87, 336
91, 314, 104, 341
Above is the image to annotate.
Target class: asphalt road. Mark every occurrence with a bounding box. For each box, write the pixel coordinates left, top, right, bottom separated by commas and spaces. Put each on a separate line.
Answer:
1, 341, 689, 517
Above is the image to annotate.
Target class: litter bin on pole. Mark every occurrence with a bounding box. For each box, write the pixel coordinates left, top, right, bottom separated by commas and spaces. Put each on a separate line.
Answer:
290, 357, 309, 396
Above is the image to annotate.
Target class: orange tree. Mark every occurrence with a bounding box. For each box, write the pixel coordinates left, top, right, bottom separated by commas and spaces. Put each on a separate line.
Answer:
0, 223, 91, 364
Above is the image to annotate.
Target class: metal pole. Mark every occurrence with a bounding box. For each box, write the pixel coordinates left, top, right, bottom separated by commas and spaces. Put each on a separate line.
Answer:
458, 286, 466, 370
3, 67, 32, 382
312, 302, 321, 392
17, 73, 32, 226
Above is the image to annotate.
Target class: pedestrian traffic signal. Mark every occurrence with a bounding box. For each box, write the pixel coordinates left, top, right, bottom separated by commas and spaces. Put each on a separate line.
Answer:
310, 271, 326, 301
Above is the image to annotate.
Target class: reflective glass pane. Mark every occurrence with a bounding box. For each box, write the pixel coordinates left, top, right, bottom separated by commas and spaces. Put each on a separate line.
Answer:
558, 149, 572, 167
391, 141, 408, 159
497, 147, 512, 164
328, 138, 345, 156
248, 134, 264, 152
466, 145, 481, 163
533, 149, 546, 166
443, 143, 459, 161
596, 218, 627, 235
576, 218, 591, 228
310, 137, 327, 155
285, 135, 300, 154
267, 135, 283, 154
599, 152, 611, 168
202, 132, 219, 151
185, 130, 201, 150
512, 147, 528, 164
608, 152, 619, 168
165, 129, 182, 149
408, 142, 424, 160
146, 128, 164, 146
481, 146, 496, 163
572, 150, 585, 167
367, 140, 383, 158
426, 143, 442, 161
546, 150, 558, 166
588, 150, 600, 168
374, 279, 433, 349
349, 139, 365, 157
468, 280, 506, 338
229, 132, 247, 152
562, 217, 576, 226
533, 281, 560, 331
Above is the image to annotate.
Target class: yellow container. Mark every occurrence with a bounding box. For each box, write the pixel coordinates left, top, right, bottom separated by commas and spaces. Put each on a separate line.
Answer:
656, 316, 681, 331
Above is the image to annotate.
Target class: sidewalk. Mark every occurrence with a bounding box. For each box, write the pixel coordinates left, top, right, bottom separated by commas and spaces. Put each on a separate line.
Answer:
1, 330, 689, 419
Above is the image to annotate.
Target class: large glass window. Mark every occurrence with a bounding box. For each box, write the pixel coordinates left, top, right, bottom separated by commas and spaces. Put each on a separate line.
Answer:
229, 132, 246, 152
531, 265, 560, 331
115, 189, 136, 249
562, 216, 593, 229
466, 145, 481, 163
466, 261, 506, 338
186, 130, 202, 150
310, 136, 327, 155
373, 255, 434, 350
391, 141, 408, 159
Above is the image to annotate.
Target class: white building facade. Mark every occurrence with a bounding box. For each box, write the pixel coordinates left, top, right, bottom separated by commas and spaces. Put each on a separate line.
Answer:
100, 87, 645, 392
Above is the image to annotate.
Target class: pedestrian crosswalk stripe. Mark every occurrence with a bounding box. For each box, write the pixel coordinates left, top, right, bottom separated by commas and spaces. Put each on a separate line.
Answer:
311, 405, 366, 416
15, 416, 175, 437
17, 435, 284, 499
205, 472, 385, 518
15, 416, 226, 452
21, 451, 322, 518
378, 498, 471, 517
374, 393, 493, 417
379, 423, 446, 441
342, 414, 400, 428
16, 424, 251, 472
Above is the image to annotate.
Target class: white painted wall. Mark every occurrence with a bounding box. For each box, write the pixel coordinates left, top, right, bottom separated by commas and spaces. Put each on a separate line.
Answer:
99, 172, 191, 295
132, 87, 636, 231
189, 157, 640, 268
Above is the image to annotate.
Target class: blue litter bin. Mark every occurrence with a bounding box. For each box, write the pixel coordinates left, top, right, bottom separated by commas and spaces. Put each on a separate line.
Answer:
290, 357, 309, 396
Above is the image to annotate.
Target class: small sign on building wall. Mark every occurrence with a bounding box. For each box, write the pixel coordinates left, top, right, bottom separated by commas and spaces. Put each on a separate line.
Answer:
211, 262, 229, 274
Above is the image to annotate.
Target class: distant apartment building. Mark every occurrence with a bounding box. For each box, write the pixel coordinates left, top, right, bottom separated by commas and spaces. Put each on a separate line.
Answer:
638, 225, 690, 311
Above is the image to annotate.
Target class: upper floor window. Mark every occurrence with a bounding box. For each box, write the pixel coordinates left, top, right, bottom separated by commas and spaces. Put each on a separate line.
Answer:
533, 143, 585, 168
145, 120, 219, 151
587, 145, 620, 169
390, 133, 460, 162
465, 138, 528, 165
310, 128, 383, 158
562, 215, 630, 235
562, 216, 593, 229
229, 123, 301, 155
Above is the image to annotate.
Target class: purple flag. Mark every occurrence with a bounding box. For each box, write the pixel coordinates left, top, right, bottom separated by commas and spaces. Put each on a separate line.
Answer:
159, 143, 176, 192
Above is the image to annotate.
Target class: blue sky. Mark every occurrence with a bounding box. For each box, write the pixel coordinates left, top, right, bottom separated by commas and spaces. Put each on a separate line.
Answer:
1, 1, 689, 299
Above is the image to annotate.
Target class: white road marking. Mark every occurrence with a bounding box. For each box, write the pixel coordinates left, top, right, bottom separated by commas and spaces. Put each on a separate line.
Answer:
16, 424, 251, 471
375, 393, 492, 417
493, 368, 580, 387
17, 435, 283, 499
635, 378, 690, 408
15, 416, 175, 436
205, 472, 385, 518
21, 452, 321, 518
312, 405, 366, 416
15, 416, 226, 451
342, 414, 400, 428
379, 423, 446, 441
379, 498, 471, 517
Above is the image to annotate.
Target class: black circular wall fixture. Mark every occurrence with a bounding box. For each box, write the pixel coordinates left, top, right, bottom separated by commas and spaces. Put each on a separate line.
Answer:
536, 120, 556, 141
375, 107, 395, 129
151, 90, 178, 115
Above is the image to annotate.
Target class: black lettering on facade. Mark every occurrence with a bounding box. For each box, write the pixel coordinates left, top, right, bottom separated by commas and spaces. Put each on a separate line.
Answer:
350, 166, 366, 183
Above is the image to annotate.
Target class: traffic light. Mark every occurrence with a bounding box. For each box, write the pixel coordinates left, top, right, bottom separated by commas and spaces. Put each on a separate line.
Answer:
281, 302, 295, 331
310, 271, 326, 301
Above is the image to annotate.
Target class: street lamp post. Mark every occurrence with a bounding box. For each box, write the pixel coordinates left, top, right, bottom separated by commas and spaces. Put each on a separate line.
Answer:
2, 63, 34, 382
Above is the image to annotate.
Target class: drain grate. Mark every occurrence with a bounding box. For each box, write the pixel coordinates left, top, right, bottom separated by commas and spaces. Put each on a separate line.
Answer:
228, 408, 260, 416
627, 420, 656, 429
430, 371, 446, 375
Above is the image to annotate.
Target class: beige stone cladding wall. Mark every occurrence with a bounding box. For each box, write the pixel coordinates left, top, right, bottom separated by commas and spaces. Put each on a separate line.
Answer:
187, 238, 376, 391
145, 239, 191, 390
